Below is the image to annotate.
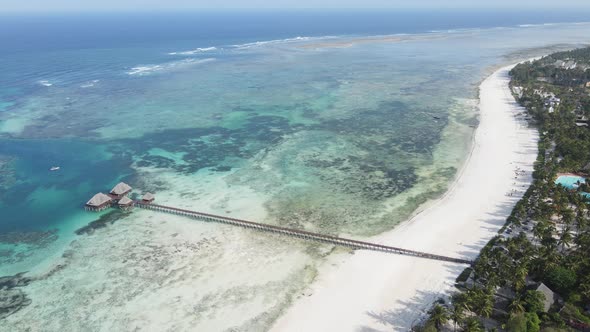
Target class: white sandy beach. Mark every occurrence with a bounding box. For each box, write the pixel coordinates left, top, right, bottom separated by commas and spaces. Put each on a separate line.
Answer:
270, 64, 539, 331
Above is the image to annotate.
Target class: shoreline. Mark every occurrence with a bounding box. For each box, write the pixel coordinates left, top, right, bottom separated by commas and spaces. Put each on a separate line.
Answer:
270, 63, 539, 331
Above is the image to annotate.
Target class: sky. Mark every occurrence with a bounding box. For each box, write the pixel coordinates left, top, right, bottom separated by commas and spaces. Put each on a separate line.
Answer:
2, 0, 590, 12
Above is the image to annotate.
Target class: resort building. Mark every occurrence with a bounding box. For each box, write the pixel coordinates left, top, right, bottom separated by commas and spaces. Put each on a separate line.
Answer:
110, 182, 132, 199
554, 59, 577, 70
535, 283, 557, 312
85, 193, 113, 211
85, 183, 157, 212
118, 196, 134, 211
141, 192, 155, 204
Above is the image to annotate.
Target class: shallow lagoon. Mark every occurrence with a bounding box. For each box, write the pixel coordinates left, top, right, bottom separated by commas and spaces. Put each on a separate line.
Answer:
1, 22, 590, 274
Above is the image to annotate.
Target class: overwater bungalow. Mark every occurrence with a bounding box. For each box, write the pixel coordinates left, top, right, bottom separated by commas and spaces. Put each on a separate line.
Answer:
85, 193, 113, 211
141, 192, 155, 204
118, 196, 134, 211
110, 182, 132, 199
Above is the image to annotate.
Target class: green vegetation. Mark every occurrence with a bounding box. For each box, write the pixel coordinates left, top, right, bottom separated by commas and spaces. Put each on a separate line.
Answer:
419, 47, 590, 331
429, 304, 450, 330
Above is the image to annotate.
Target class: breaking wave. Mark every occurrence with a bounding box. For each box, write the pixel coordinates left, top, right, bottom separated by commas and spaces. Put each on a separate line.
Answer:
518, 21, 590, 28
80, 80, 100, 88
168, 47, 218, 55
127, 58, 216, 76
231, 36, 338, 49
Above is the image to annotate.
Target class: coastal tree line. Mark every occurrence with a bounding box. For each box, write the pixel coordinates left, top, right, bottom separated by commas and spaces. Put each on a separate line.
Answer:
419, 47, 590, 332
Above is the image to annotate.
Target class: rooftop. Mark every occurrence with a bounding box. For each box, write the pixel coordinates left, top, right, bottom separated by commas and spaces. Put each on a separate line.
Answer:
118, 196, 133, 206
110, 182, 132, 195
86, 193, 112, 207
536, 283, 556, 312
142, 192, 155, 201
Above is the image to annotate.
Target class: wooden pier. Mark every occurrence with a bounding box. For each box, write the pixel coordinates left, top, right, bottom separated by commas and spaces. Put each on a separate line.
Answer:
134, 201, 473, 265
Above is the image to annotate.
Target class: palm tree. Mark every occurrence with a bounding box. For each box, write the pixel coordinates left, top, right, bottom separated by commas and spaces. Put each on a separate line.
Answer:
463, 317, 483, 332
579, 277, 590, 301
533, 221, 547, 245
513, 265, 528, 291
480, 294, 494, 318
508, 296, 525, 314
539, 245, 560, 272
450, 305, 465, 332
558, 225, 573, 250
561, 208, 574, 226
428, 304, 449, 331
452, 292, 472, 314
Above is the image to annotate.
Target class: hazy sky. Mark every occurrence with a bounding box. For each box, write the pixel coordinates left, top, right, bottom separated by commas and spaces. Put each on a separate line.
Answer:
2, 0, 590, 12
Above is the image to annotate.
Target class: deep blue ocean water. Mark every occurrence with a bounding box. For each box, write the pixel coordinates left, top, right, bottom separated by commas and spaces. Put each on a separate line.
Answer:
2, 10, 590, 88
1, 10, 590, 273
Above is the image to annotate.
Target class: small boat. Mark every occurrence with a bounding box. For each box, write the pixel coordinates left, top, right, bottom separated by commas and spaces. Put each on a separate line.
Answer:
49, 166, 60, 171
432, 116, 441, 120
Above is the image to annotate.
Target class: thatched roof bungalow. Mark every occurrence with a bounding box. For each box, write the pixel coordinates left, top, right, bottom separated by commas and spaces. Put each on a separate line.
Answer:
118, 196, 133, 206
141, 192, 155, 203
85, 193, 113, 211
110, 182, 132, 198
118, 196, 134, 211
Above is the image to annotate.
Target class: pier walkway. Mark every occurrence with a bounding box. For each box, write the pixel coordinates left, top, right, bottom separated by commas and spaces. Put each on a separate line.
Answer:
134, 201, 473, 265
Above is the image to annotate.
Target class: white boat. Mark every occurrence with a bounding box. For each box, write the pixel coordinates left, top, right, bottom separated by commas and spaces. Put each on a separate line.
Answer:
49, 166, 60, 171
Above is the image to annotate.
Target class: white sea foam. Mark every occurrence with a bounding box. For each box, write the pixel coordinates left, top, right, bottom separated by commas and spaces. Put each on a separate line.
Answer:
231, 36, 338, 49
38, 80, 53, 87
80, 80, 100, 88
127, 58, 215, 76
168, 47, 218, 55
518, 21, 590, 28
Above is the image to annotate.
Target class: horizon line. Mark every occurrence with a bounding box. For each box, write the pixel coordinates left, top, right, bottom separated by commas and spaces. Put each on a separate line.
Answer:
3, 7, 590, 14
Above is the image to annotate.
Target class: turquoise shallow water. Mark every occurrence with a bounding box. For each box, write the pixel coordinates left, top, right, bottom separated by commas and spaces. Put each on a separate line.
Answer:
1, 15, 590, 274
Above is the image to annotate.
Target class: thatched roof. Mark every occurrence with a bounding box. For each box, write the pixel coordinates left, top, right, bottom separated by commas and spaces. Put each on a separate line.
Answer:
110, 182, 132, 195
142, 192, 155, 201
118, 196, 133, 206
536, 283, 556, 312
86, 193, 112, 207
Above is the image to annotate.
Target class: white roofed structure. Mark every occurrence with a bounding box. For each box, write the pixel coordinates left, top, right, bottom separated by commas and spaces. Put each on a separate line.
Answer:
118, 196, 133, 206
535, 283, 556, 312
110, 182, 132, 196
117, 196, 134, 211
141, 192, 155, 202
85, 193, 113, 211
86, 193, 112, 207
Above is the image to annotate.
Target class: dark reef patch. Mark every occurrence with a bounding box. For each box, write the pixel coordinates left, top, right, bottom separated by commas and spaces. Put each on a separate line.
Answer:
0, 272, 31, 289
320, 101, 448, 155
300, 100, 448, 200
0, 156, 17, 202
0, 272, 32, 320
0, 229, 58, 247
122, 113, 304, 174
0, 230, 59, 266
75, 210, 126, 236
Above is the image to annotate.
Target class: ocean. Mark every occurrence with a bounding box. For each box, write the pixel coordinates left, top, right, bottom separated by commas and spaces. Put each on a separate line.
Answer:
0, 11, 590, 327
